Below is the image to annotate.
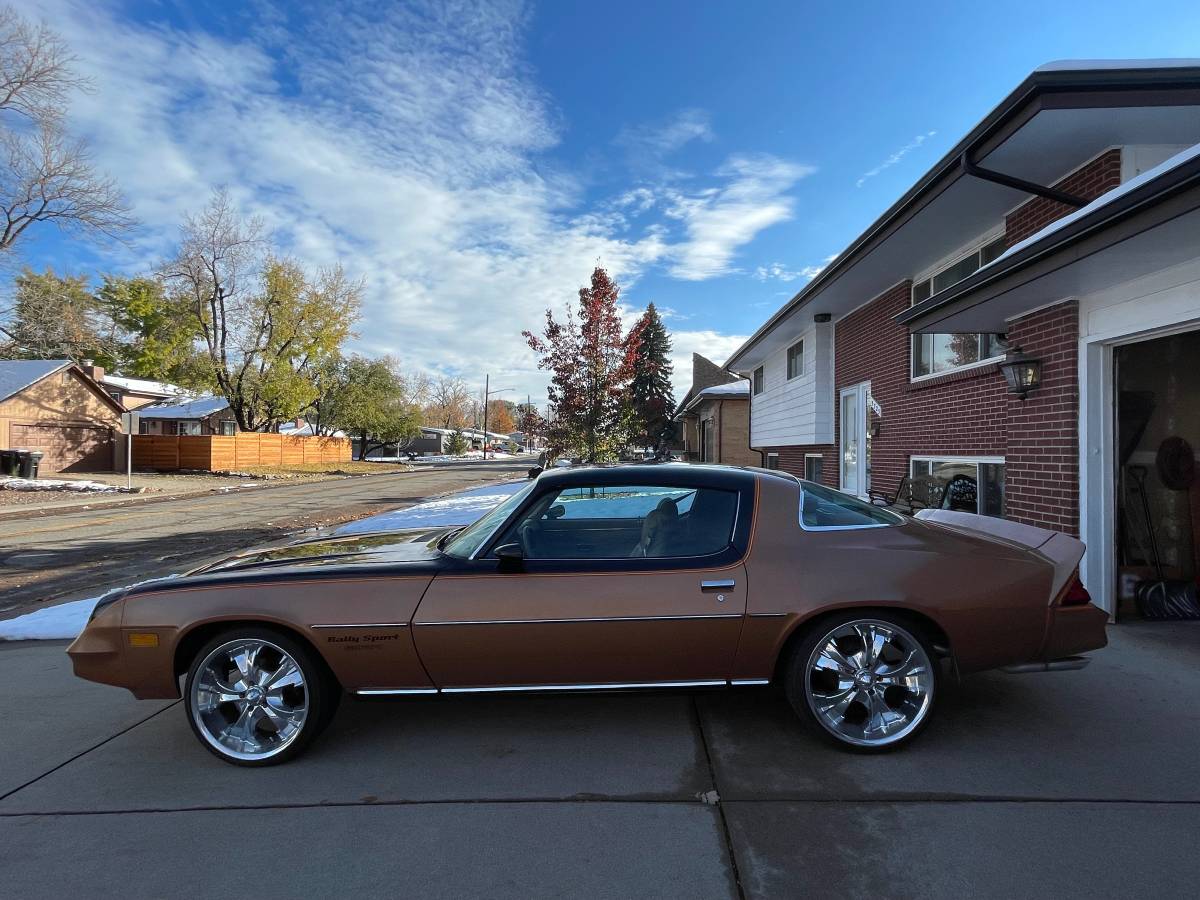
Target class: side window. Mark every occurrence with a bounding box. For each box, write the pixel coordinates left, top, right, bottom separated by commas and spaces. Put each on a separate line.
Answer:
498, 484, 739, 560
800, 482, 903, 529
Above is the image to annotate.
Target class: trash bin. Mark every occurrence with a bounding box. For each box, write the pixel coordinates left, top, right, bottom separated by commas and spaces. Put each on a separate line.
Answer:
0, 449, 18, 477
17, 450, 41, 479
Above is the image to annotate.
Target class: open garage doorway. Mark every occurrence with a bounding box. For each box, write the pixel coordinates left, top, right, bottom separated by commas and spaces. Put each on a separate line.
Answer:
1114, 330, 1200, 620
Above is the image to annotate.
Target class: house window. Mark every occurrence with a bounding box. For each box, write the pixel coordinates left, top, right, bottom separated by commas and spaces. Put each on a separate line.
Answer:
219, 421, 236, 436
910, 456, 1005, 517
911, 235, 1008, 379
163, 421, 179, 436
61, 371, 71, 385
804, 453, 823, 483
766, 452, 780, 470
786, 340, 804, 379
108, 390, 123, 404
752, 366, 764, 395
178, 420, 202, 436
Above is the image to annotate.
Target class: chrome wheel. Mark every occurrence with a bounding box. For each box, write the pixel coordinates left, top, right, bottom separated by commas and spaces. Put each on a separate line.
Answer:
189, 638, 309, 762
804, 619, 934, 748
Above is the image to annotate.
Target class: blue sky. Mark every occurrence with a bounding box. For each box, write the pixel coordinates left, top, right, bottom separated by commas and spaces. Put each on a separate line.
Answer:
13, 0, 1200, 402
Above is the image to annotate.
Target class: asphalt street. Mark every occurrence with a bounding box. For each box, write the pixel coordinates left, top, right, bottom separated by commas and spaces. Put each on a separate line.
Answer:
1, 623, 1198, 898
0, 459, 529, 617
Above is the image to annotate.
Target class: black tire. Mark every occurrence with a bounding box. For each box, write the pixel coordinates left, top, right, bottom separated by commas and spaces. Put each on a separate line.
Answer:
783, 611, 939, 753
184, 626, 338, 767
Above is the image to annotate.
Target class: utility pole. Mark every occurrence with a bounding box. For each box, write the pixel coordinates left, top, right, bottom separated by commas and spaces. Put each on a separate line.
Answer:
480, 375, 514, 460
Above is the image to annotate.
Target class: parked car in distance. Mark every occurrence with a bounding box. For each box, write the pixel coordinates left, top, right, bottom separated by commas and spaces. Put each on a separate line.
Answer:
68, 464, 1107, 765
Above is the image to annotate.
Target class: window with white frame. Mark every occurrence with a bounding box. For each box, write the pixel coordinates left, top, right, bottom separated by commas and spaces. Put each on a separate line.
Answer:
786, 340, 804, 379
220, 420, 236, 436
178, 420, 202, 436
911, 235, 1008, 379
910, 456, 1005, 517
766, 452, 780, 470
752, 366, 764, 395
804, 453, 823, 483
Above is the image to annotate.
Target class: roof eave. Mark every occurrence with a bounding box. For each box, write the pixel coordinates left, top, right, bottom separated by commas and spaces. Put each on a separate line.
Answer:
724, 62, 1200, 371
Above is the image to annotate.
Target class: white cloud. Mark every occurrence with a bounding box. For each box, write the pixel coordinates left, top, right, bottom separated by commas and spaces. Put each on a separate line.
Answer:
753, 253, 837, 283
856, 131, 937, 188
18, 0, 784, 403
616, 108, 714, 161
665, 155, 816, 281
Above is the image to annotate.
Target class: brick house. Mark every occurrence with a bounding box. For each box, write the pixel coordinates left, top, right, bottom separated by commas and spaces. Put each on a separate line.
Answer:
674, 354, 756, 466
725, 60, 1200, 619
0, 359, 124, 472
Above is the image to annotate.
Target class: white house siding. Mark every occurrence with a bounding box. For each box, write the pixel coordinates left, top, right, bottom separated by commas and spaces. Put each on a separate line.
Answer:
749, 321, 834, 446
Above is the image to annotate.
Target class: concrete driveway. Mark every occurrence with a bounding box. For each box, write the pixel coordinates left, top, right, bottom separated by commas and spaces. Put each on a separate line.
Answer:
2, 624, 1198, 898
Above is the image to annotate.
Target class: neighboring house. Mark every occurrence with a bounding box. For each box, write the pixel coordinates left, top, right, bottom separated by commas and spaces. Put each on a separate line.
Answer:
0, 359, 124, 473
84, 364, 184, 410
674, 354, 756, 466
137, 396, 238, 436
724, 59, 1200, 619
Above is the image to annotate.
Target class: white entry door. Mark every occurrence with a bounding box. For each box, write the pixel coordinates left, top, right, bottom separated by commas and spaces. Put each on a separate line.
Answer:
840, 382, 870, 496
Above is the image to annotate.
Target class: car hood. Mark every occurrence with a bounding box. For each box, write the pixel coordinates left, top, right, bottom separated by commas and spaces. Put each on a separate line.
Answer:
186, 526, 455, 576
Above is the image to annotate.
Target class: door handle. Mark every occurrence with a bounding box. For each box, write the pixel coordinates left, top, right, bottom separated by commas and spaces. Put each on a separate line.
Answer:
700, 579, 736, 592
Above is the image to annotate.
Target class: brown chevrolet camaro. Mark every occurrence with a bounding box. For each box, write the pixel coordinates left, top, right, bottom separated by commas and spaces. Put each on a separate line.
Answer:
69, 464, 1107, 765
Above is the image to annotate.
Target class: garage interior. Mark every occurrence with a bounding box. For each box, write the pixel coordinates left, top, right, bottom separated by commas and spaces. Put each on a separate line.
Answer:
1115, 329, 1200, 620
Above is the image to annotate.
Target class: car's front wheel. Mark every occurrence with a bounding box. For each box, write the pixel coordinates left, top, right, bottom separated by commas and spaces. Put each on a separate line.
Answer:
184, 627, 337, 766
785, 613, 938, 751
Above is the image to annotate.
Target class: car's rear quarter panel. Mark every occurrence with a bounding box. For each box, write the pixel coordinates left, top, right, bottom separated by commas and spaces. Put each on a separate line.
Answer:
101, 574, 437, 698
735, 476, 1057, 678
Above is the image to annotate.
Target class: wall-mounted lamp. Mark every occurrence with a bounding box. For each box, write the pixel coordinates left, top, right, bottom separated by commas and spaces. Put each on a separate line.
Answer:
1000, 346, 1041, 399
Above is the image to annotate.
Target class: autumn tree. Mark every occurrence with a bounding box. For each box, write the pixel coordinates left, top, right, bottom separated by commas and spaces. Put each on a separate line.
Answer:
523, 267, 639, 461
516, 402, 546, 447
96, 275, 207, 385
0, 267, 116, 362
485, 398, 516, 435
0, 6, 131, 255
627, 302, 675, 449
160, 190, 361, 430
317, 355, 424, 459
425, 375, 472, 429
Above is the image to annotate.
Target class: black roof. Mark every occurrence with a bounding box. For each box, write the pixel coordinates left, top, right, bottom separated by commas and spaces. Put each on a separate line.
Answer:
536, 462, 763, 491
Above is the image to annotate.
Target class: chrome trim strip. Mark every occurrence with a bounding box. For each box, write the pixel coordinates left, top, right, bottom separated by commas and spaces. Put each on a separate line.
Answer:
415, 613, 743, 627
700, 579, 736, 590
748, 612, 788, 619
355, 688, 438, 696
730, 678, 770, 686
311, 623, 410, 629
441, 679, 728, 694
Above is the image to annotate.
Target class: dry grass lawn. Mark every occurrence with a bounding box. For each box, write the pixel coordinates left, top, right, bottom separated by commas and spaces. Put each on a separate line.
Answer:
233, 460, 415, 477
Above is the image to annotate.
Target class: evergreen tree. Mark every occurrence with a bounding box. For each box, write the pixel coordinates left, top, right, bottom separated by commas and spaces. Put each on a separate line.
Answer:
523, 267, 639, 461
628, 302, 676, 449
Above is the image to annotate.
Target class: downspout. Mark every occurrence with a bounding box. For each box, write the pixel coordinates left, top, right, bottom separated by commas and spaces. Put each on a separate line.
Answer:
734, 373, 767, 467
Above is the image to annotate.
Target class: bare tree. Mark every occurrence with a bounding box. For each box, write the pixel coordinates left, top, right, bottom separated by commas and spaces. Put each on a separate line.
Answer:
425, 375, 473, 430
0, 5, 131, 253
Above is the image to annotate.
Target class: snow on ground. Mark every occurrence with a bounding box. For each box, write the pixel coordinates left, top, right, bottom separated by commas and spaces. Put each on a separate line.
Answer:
1, 477, 134, 493
366, 451, 527, 463
335, 480, 526, 534
0, 481, 527, 641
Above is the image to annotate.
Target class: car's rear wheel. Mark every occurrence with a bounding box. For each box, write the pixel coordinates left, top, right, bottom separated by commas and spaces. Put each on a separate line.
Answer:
184, 627, 336, 766
785, 613, 938, 752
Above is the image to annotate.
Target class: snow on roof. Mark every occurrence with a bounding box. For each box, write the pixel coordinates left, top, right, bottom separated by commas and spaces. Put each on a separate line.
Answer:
0, 359, 71, 402
101, 374, 183, 397
137, 395, 230, 419
981, 141, 1200, 272
1035, 58, 1200, 72
279, 421, 346, 438
698, 381, 750, 397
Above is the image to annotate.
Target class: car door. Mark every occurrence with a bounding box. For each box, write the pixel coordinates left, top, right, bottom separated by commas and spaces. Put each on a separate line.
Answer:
413, 480, 753, 689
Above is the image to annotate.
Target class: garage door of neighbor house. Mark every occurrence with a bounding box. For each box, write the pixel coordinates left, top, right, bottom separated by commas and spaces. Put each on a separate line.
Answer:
9, 424, 113, 473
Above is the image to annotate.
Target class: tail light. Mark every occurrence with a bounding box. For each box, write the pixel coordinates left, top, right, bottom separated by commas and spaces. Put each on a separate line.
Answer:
1059, 577, 1092, 607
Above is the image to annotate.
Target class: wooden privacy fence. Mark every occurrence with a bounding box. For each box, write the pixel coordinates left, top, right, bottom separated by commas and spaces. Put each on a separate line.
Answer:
132, 434, 352, 471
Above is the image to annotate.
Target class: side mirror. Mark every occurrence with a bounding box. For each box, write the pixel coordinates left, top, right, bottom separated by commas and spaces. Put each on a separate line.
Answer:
493, 542, 524, 570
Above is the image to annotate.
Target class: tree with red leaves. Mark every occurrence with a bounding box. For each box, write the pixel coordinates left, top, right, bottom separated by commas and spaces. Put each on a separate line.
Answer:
523, 267, 639, 461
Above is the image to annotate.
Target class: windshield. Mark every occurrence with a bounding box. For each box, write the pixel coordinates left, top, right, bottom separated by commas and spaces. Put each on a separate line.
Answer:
442, 482, 537, 558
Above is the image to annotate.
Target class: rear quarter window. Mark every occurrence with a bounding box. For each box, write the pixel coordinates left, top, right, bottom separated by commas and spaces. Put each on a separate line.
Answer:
799, 482, 903, 530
